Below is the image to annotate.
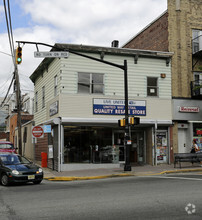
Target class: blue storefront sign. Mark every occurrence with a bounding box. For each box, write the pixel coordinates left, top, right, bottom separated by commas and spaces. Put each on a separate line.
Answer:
93, 99, 146, 116
44, 125, 52, 133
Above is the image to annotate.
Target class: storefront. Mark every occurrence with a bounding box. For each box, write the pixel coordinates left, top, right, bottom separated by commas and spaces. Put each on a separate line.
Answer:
173, 99, 202, 153
63, 125, 146, 165
47, 117, 172, 171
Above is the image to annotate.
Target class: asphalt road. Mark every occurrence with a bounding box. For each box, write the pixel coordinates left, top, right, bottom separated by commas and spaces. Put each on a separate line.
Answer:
0, 173, 202, 220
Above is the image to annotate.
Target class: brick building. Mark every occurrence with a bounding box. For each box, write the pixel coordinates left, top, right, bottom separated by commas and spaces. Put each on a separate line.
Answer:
9, 113, 33, 147
123, 0, 202, 159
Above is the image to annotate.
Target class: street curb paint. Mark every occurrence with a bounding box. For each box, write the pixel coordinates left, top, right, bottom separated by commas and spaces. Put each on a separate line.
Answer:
44, 173, 134, 181
43, 168, 202, 181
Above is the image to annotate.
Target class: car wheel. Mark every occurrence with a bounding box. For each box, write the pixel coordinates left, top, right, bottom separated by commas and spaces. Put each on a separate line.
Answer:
1, 173, 9, 186
33, 180, 42, 184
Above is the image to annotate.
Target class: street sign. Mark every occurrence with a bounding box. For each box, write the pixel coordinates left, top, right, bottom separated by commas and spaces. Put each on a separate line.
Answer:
32, 126, 44, 138
34, 51, 69, 58
44, 125, 51, 133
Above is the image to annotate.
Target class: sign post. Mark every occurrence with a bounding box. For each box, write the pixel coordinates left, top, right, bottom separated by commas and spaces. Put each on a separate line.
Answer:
32, 126, 44, 138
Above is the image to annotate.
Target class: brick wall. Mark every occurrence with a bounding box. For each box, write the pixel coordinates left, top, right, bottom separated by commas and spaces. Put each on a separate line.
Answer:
168, 0, 202, 98
9, 113, 33, 145
35, 133, 48, 161
0, 132, 7, 140
124, 12, 168, 52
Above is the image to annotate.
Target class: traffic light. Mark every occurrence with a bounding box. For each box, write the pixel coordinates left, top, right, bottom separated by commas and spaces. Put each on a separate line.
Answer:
129, 117, 140, 125
118, 118, 125, 127
16, 47, 22, 64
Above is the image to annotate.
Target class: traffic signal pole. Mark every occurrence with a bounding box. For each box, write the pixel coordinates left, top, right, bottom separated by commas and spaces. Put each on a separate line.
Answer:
123, 60, 131, 171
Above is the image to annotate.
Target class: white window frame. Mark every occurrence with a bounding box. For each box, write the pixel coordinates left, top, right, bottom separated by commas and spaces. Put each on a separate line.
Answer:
147, 77, 158, 97
78, 72, 104, 94
192, 29, 202, 54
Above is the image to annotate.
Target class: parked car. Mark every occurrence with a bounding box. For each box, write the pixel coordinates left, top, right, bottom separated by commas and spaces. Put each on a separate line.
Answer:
0, 141, 17, 154
0, 153, 43, 186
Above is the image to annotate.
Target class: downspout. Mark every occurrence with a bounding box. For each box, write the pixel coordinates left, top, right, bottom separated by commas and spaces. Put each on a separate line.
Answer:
58, 118, 61, 172
53, 117, 62, 172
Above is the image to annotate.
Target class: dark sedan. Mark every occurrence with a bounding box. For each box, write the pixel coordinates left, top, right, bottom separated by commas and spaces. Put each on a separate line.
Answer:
0, 153, 43, 186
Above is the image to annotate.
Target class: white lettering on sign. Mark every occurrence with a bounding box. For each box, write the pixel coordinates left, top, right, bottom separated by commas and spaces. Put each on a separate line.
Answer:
93, 98, 146, 116
32, 126, 44, 138
34, 51, 69, 58
179, 107, 200, 113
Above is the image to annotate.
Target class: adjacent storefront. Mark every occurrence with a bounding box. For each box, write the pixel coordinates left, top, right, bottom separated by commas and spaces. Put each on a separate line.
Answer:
173, 99, 202, 153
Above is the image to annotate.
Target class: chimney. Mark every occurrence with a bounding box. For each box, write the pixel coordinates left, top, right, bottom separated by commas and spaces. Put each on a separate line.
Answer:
111, 40, 119, 48
176, 0, 180, 11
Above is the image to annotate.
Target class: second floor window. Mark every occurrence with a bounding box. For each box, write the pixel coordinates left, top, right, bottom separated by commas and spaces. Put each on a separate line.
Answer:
78, 73, 104, 94
192, 29, 202, 53
147, 77, 158, 97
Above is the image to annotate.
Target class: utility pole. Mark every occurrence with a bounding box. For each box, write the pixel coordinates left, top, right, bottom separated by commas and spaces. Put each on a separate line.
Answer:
14, 53, 22, 155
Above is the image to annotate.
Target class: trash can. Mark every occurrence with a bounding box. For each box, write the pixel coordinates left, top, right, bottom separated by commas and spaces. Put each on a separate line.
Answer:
41, 152, 48, 168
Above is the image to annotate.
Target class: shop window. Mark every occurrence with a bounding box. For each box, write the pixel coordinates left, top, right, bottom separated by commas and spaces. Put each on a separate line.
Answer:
63, 126, 115, 163
193, 123, 202, 150
78, 73, 104, 94
147, 77, 158, 97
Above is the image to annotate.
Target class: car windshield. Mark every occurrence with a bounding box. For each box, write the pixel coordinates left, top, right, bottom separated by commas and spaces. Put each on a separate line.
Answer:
0, 155, 31, 165
0, 143, 13, 149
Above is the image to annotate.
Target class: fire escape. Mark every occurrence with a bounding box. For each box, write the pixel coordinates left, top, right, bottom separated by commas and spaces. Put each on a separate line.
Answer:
191, 34, 202, 99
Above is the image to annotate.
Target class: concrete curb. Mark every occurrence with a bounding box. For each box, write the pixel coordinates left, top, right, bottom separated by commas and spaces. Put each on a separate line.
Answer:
43, 168, 202, 181
44, 173, 134, 181
159, 168, 202, 175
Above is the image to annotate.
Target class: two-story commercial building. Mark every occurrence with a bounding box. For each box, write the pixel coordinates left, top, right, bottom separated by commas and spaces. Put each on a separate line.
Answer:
30, 43, 173, 171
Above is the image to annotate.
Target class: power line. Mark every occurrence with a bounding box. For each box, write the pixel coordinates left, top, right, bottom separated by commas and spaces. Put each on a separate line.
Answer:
0, 73, 15, 108
3, 0, 15, 64
3, 0, 23, 155
0, 72, 14, 94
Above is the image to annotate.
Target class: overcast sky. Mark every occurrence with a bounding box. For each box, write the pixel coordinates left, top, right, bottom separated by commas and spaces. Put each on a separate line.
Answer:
0, 0, 167, 97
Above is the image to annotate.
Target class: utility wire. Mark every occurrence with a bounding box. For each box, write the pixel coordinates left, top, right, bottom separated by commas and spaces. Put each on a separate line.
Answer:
1, 0, 17, 109
3, 0, 15, 64
0, 73, 15, 108
0, 72, 14, 95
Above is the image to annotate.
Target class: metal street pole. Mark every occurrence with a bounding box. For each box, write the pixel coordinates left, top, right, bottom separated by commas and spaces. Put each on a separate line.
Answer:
123, 60, 131, 171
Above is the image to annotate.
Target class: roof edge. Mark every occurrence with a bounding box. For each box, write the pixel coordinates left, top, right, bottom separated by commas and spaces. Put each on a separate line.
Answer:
121, 10, 168, 48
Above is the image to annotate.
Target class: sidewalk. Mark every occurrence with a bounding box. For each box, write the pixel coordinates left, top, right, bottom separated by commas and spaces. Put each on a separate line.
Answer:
39, 162, 202, 181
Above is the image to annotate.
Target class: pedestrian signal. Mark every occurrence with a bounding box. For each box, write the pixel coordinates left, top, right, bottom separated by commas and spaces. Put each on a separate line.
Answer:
129, 117, 140, 125
118, 118, 125, 127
